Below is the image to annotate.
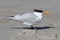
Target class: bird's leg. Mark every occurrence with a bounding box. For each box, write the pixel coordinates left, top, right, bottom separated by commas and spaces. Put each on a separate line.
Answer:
31, 25, 34, 29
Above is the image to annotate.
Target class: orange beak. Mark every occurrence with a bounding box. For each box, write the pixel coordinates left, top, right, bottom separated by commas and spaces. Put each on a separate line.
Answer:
43, 11, 48, 15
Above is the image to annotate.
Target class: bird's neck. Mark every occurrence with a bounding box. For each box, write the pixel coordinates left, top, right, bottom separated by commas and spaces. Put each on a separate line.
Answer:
33, 12, 43, 17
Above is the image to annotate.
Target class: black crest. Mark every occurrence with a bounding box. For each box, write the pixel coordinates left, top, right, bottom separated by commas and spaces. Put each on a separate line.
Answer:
34, 9, 44, 13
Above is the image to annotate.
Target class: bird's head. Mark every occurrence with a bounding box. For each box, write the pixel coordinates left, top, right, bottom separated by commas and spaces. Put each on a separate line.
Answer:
34, 9, 48, 15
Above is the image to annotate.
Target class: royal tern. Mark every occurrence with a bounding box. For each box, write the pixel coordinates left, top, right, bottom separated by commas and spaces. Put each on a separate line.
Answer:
7, 9, 48, 29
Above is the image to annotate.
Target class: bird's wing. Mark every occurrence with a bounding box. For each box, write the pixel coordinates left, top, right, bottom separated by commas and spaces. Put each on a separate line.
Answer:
20, 13, 41, 23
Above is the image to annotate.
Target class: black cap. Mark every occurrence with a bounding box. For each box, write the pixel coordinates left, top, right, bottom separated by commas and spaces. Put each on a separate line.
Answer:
34, 9, 44, 13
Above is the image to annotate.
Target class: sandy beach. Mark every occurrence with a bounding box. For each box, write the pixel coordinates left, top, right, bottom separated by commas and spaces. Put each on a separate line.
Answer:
0, 0, 60, 40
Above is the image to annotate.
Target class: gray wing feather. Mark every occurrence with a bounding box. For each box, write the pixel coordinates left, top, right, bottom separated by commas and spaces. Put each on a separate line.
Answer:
20, 13, 40, 23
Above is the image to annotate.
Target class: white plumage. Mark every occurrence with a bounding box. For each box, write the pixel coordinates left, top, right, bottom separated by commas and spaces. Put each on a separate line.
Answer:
7, 9, 48, 28
6, 9, 49, 29
8, 12, 43, 25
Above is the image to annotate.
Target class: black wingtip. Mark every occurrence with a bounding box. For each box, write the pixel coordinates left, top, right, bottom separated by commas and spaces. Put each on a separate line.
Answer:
8, 16, 14, 17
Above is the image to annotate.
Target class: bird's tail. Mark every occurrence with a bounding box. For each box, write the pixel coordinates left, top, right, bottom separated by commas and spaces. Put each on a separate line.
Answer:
0, 16, 14, 22
6, 16, 15, 19
7, 15, 21, 20
0, 15, 21, 22
8, 16, 14, 17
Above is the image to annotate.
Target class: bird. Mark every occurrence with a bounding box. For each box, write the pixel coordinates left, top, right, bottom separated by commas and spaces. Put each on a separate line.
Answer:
7, 9, 48, 29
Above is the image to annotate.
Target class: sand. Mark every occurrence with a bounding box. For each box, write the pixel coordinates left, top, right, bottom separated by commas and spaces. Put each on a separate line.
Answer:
0, 0, 60, 40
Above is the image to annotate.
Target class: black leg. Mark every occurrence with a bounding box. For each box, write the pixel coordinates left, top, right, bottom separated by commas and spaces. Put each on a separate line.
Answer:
31, 25, 34, 29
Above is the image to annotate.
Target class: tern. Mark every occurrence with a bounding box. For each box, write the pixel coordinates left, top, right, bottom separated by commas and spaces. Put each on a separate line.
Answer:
7, 9, 48, 29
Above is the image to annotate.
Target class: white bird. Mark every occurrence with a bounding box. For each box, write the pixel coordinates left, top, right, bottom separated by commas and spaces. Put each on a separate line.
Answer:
7, 9, 48, 29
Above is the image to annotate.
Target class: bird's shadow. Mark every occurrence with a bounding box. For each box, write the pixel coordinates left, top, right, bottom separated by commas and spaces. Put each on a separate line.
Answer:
12, 26, 55, 30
